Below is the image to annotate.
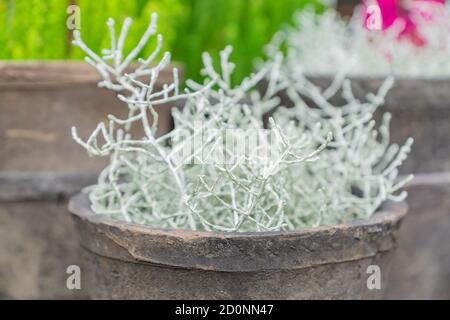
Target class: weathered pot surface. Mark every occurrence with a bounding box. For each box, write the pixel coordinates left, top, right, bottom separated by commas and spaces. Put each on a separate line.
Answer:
0, 62, 181, 172
0, 172, 96, 299
69, 193, 407, 299
385, 172, 450, 299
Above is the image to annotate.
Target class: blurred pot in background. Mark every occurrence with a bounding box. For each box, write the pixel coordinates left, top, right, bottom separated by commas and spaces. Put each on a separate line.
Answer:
385, 173, 450, 299
0, 61, 182, 299
0, 62, 177, 172
0, 172, 94, 299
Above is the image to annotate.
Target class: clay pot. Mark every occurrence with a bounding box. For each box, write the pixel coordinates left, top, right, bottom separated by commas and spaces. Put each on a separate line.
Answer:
385, 172, 450, 299
0, 62, 180, 172
69, 193, 407, 299
0, 172, 97, 299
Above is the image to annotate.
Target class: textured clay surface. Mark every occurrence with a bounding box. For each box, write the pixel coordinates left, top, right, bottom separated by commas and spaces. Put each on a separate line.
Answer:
0, 173, 96, 299
69, 193, 407, 299
385, 173, 450, 299
0, 62, 179, 172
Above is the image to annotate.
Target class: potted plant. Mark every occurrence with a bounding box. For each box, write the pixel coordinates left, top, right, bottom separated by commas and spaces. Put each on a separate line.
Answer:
0, 14, 180, 299
267, 4, 450, 299
68, 13, 412, 299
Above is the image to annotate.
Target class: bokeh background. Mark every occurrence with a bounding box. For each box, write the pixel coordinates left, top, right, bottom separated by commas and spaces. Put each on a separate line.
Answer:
0, 0, 324, 82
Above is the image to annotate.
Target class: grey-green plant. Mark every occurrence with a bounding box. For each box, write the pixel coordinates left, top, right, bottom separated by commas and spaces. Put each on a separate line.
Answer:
277, 6, 450, 78
266, 63, 413, 226
72, 13, 412, 232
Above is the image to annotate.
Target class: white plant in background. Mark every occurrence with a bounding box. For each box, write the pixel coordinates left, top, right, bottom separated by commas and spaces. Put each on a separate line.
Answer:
278, 7, 450, 77
72, 13, 412, 232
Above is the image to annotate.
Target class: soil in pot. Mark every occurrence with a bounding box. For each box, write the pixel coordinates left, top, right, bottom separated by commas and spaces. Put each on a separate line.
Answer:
69, 193, 407, 299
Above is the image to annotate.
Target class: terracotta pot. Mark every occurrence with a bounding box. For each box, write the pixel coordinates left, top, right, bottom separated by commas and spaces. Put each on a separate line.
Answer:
0, 62, 181, 172
385, 172, 450, 299
0, 172, 97, 299
69, 193, 407, 299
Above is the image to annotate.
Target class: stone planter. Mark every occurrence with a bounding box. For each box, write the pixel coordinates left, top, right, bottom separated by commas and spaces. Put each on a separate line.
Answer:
69, 193, 407, 299
0, 172, 97, 299
0, 62, 180, 172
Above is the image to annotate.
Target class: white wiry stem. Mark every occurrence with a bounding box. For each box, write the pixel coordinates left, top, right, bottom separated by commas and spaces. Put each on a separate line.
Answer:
73, 13, 412, 232
72, 13, 181, 105
73, 16, 328, 232
261, 39, 413, 225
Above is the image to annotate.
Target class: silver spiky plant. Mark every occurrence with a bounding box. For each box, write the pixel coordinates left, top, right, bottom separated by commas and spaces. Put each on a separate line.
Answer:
268, 66, 413, 227
72, 13, 412, 232
277, 6, 450, 78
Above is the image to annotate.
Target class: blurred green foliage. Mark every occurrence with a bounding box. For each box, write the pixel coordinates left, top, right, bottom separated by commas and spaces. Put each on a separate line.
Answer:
0, 0, 323, 81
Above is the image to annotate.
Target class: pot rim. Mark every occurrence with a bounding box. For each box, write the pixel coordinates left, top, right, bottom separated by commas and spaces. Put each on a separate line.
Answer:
69, 192, 407, 272
69, 192, 407, 239
0, 61, 183, 89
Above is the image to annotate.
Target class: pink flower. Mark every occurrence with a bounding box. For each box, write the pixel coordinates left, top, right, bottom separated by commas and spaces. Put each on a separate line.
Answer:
363, 0, 446, 46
